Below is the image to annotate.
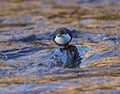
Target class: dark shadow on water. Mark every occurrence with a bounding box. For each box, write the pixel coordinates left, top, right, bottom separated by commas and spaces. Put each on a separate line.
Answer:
0, 23, 35, 28
0, 46, 53, 60
105, 36, 120, 44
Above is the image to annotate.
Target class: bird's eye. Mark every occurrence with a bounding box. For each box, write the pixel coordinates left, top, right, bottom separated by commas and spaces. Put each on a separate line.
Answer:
57, 34, 61, 37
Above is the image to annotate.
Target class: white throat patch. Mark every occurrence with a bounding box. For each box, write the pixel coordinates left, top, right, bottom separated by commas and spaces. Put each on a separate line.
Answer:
55, 34, 71, 45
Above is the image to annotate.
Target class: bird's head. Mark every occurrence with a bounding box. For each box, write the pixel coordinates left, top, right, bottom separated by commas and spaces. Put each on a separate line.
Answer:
53, 27, 72, 46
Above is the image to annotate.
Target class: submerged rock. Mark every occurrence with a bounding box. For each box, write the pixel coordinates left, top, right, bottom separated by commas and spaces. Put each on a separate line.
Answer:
49, 45, 82, 68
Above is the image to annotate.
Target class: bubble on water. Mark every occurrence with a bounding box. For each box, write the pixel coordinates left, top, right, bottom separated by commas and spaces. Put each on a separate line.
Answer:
79, 19, 94, 25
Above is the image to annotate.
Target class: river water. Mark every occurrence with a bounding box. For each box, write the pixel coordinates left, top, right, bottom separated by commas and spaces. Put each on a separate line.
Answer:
0, 0, 120, 94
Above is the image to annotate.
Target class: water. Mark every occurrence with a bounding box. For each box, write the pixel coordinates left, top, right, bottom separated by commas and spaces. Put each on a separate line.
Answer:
0, 0, 120, 93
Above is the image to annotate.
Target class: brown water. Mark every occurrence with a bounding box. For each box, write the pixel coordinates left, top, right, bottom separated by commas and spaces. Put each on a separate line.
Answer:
0, 0, 120, 94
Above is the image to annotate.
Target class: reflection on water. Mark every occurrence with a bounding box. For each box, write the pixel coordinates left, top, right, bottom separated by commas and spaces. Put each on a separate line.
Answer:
0, 0, 120, 93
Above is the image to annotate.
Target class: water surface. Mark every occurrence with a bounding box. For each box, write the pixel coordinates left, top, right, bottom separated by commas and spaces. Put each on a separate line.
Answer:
0, 0, 120, 94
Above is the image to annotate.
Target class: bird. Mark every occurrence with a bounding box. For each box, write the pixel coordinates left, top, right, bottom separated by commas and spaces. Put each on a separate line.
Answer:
52, 27, 81, 68
53, 27, 72, 46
